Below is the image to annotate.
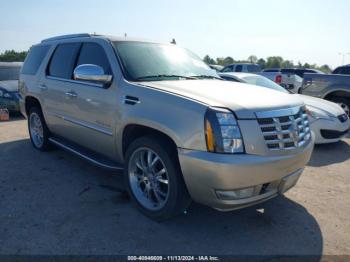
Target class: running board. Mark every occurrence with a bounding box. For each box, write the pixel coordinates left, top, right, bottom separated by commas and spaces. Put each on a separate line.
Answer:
48, 137, 124, 171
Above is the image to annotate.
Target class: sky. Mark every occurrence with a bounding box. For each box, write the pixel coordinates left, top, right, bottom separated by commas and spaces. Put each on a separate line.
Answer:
1, 0, 350, 68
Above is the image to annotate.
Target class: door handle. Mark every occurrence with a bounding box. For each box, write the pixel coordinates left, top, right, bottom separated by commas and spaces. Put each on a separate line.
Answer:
39, 83, 47, 90
65, 91, 78, 98
123, 95, 140, 105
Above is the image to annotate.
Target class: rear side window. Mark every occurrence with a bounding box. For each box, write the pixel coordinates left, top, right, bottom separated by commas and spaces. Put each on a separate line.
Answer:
76, 43, 111, 74
235, 65, 243, 72
21, 45, 50, 75
247, 65, 260, 72
281, 69, 295, 74
48, 43, 81, 79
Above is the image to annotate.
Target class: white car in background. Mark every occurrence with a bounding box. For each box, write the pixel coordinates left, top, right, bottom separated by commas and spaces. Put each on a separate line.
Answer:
219, 72, 350, 144
256, 70, 304, 93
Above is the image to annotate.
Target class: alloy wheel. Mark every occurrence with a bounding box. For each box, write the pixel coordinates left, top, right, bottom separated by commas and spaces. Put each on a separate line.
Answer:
29, 112, 44, 148
128, 148, 170, 211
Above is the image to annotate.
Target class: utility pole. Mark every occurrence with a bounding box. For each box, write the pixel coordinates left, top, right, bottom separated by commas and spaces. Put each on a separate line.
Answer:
338, 52, 350, 65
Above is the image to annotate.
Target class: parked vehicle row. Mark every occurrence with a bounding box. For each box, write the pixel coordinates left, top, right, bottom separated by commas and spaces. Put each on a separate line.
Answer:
219, 72, 350, 144
262, 68, 324, 78
0, 62, 23, 113
218, 63, 307, 93
19, 34, 314, 220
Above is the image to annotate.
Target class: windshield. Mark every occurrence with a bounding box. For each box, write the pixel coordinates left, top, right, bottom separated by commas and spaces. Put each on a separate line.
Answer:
113, 42, 218, 81
242, 75, 289, 93
0, 67, 21, 81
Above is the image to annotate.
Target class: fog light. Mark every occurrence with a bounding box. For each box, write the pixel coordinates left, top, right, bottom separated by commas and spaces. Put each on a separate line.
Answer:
216, 187, 255, 200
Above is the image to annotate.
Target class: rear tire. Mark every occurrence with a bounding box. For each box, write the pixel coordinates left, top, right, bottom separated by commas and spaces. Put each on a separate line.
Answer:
124, 136, 191, 221
327, 97, 350, 116
28, 107, 51, 151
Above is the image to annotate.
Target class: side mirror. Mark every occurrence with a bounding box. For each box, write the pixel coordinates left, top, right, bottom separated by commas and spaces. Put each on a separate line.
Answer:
73, 64, 112, 85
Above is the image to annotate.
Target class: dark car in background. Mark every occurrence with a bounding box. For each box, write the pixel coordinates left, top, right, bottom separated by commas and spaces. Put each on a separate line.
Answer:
332, 64, 350, 75
0, 62, 23, 114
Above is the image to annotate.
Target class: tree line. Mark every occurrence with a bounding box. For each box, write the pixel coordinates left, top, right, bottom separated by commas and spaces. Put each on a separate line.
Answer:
0, 49, 332, 74
0, 50, 28, 62
203, 54, 332, 73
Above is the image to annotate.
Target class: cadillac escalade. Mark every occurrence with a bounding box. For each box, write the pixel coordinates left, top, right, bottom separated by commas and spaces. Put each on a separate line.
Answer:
19, 34, 314, 220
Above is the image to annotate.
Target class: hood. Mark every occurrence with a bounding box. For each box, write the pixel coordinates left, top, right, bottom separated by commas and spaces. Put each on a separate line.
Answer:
0, 80, 19, 92
140, 80, 304, 118
295, 94, 345, 116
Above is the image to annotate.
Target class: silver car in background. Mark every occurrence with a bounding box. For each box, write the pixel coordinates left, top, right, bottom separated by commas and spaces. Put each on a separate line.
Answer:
219, 72, 350, 144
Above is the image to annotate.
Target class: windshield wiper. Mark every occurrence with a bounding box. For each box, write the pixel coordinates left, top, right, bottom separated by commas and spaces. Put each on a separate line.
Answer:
135, 74, 196, 81
189, 75, 223, 80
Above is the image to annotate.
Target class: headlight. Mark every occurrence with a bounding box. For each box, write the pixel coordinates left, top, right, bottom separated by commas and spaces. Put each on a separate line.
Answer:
204, 107, 244, 153
305, 105, 335, 120
0, 89, 12, 98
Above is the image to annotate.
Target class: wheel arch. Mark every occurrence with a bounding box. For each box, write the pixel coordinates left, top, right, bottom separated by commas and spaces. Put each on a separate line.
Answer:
25, 96, 42, 115
323, 89, 350, 100
121, 124, 179, 158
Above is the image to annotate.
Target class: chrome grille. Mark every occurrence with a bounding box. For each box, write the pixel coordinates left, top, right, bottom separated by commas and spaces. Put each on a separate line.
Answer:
256, 106, 311, 151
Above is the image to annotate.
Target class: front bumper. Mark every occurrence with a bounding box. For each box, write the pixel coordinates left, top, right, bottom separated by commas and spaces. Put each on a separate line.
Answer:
310, 118, 350, 144
178, 137, 314, 211
0, 97, 20, 113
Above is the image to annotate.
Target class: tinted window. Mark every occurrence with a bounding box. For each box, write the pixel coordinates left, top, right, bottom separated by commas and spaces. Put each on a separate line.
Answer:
222, 66, 233, 72
76, 43, 111, 74
247, 65, 260, 72
21, 45, 50, 75
294, 69, 305, 78
48, 43, 81, 79
281, 69, 295, 74
235, 65, 243, 72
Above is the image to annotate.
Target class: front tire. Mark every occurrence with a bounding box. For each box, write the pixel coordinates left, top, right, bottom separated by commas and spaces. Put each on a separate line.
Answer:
28, 107, 51, 151
124, 136, 191, 221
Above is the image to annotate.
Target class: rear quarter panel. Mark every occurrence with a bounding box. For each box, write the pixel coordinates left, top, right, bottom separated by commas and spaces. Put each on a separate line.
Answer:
301, 73, 350, 98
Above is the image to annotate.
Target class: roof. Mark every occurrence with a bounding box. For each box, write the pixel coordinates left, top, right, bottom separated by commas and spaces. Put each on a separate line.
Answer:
41, 33, 160, 44
226, 63, 259, 66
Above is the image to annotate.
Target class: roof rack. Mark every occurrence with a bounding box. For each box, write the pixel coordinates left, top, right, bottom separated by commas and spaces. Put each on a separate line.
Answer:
41, 33, 92, 43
